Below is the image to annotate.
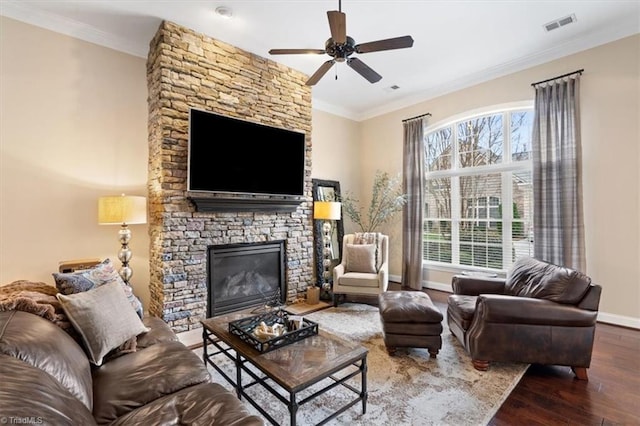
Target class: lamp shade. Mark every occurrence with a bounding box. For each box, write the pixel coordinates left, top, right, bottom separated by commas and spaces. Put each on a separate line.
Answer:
98, 195, 147, 225
313, 201, 341, 221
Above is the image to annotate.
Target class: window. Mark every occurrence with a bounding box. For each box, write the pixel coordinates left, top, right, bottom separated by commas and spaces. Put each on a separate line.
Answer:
424, 107, 534, 271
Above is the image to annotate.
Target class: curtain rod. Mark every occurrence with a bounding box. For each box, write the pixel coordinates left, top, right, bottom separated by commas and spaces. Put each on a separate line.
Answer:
531, 69, 584, 87
402, 112, 432, 123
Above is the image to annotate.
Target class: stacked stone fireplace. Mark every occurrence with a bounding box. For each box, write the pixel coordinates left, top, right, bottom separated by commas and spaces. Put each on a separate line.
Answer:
147, 21, 314, 332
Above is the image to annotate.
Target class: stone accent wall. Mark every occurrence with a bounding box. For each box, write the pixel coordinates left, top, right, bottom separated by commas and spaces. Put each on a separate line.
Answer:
147, 21, 314, 332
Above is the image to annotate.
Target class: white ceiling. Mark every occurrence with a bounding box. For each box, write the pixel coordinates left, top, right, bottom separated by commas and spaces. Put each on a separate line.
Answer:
2, 1, 639, 121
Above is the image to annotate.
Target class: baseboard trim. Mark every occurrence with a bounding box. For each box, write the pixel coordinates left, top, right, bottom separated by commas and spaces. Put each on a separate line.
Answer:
177, 328, 202, 348
596, 312, 640, 330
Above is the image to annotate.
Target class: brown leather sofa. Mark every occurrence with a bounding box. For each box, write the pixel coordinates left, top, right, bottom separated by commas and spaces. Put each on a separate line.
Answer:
447, 256, 601, 380
0, 310, 264, 425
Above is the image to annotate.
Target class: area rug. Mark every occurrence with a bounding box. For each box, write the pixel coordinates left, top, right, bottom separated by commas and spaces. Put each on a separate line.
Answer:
195, 303, 528, 426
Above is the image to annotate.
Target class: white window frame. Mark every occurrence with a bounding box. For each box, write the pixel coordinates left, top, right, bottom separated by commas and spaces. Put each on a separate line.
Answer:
423, 101, 533, 274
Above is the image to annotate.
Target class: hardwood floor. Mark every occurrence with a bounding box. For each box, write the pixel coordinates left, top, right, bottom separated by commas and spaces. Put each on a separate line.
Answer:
490, 322, 640, 425
345, 284, 640, 425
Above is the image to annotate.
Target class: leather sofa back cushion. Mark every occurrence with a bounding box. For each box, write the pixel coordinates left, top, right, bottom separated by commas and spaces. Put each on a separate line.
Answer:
0, 354, 97, 425
505, 256, 592, 304
92, 341, 211, 424
0, 310, 94, 410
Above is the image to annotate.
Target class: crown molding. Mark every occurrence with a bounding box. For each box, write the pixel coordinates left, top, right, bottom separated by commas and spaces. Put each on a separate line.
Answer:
355, 18, 640, 121
311, 99, 359, 121
0, 0, 149, 58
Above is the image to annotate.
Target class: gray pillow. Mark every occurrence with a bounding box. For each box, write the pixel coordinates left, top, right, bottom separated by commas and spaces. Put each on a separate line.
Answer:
345, 243, 377, 273
57, 280, 149, 366
53, 258, 144, 318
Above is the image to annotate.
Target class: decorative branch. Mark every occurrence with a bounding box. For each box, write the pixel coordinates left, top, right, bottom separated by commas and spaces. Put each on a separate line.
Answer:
341, 170, 407, 233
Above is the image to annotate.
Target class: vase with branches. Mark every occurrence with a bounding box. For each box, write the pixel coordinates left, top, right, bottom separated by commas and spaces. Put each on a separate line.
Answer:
341, 170, 408, 233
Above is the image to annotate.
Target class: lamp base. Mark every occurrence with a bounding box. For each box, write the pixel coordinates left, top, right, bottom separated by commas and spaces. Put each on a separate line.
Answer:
117, 224, 133, 285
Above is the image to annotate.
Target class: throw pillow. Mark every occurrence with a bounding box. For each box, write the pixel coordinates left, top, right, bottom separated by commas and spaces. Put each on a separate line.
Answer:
53, 258, 144, 318
56, 280, 149, 366
345, 243, 377, 273
353, 232, 381, 271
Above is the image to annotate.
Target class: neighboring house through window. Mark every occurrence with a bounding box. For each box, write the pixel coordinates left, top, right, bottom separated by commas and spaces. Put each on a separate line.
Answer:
423, 103, 534, 271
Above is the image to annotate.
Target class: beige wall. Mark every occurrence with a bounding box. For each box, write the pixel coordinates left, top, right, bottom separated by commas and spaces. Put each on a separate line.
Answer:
311, 109, 362, 232
360, 34, 640, 325
0, 17, 150, 308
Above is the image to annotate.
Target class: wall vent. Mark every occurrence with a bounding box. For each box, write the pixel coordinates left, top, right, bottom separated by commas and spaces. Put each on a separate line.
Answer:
544, 14, 577, 32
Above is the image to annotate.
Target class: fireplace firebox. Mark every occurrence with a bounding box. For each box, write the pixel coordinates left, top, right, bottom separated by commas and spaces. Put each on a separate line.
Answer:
207, 240, 286, 317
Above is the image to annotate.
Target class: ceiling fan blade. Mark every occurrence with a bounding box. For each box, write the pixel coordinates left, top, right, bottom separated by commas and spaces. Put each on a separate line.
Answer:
347, 57, 382, 83
327, 11, 346, 44
306, 60, 336, 86
269, 49, 326, 55
355, 35, 414, 53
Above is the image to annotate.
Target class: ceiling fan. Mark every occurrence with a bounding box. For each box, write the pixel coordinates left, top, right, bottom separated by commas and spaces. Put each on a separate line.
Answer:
268, 0, 414, 86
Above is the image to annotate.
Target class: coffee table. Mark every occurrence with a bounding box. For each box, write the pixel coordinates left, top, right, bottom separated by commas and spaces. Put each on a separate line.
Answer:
201, 309, 368, 426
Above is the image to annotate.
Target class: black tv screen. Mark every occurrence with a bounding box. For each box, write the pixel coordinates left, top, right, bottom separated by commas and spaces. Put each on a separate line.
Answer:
188, 109, 306, 197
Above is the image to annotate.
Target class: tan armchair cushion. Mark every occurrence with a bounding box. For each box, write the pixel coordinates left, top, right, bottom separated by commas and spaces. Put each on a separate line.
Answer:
344, 244, 377, 273
353, 232, 383, 270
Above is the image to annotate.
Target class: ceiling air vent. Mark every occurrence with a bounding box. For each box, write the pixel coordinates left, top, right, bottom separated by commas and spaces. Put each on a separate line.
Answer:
383, 85, 401, 93
544, 14, 577, 32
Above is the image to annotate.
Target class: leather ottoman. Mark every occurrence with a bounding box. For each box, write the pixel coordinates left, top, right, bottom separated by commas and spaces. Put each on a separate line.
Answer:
378, 291, 443, 357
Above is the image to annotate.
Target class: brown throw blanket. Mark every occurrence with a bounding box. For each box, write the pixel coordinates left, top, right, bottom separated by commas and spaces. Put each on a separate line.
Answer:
0, 280, 75, 331
0, 280, 136, 358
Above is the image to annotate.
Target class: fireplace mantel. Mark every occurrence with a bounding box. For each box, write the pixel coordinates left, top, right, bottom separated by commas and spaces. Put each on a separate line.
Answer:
187, 192, 304, 212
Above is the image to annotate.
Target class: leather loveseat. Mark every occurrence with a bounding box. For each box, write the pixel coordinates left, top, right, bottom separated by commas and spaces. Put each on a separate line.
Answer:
0, 310, 264, 425
447, 256, 601, 380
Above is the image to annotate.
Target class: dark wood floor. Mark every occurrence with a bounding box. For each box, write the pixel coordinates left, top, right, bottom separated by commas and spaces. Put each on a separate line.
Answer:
346, 284, 640, 425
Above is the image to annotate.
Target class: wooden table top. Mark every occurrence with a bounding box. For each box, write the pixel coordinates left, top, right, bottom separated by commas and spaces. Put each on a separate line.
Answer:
201, 309, 368, 393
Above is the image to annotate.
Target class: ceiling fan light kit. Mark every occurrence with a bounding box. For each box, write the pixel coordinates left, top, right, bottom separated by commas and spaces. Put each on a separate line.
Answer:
269, 0, 414, 86
214, 6, 233, 19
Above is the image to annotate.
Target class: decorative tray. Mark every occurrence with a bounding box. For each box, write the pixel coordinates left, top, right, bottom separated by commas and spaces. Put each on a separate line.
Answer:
229, 309, 318, 353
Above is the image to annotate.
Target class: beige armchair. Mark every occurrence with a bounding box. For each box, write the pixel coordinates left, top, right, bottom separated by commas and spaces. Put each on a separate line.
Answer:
332, 233, 389, 306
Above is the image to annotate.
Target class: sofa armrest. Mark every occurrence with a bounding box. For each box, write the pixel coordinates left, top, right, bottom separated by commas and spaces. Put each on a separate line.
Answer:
451, 275, 506, 296
333, 262, 345, 282
577, 284, 602, 311
473, 294, 598, 327
138, 316, 179, 349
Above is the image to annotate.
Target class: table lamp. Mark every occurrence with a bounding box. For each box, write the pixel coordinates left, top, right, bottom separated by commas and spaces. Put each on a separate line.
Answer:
313, 201, 342, 288
98, 194, 147, 284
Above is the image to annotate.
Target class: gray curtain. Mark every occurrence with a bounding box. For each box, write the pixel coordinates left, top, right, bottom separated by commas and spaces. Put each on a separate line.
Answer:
532, 74, 585, 270
402, 118, 426, 290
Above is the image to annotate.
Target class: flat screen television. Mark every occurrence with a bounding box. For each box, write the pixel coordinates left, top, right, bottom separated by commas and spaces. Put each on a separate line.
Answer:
188, 108, 306, 197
